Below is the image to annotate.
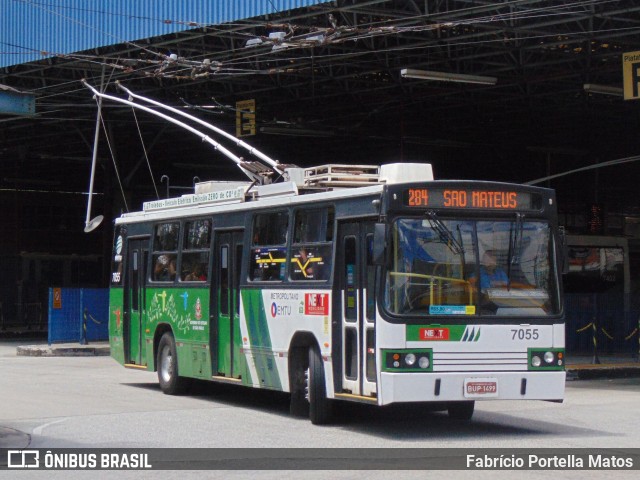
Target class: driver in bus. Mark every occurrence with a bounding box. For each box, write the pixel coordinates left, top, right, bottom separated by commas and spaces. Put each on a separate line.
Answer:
470, 250, 508, 289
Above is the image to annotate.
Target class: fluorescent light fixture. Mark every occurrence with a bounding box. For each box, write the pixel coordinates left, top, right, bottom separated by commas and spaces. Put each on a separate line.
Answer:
401, 68, 497, 85
583, 83, 623, 97
259, 126, 335, 137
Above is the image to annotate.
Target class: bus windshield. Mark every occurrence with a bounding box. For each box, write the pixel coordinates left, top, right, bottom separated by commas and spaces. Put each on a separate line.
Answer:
384, 217, 559, 317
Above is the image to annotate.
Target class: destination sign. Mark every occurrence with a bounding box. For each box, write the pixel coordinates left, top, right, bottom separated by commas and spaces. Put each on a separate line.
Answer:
402, 188, 542, 211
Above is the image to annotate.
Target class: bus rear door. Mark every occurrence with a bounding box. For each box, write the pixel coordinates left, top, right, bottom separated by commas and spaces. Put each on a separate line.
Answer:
213, 230, 244, 379
123, 237, 148, 366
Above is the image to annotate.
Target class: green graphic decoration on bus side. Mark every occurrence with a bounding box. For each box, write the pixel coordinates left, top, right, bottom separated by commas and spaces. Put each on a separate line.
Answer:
241, 289, 283, 390
146, 288, 209, 340
109, 288, 125, 364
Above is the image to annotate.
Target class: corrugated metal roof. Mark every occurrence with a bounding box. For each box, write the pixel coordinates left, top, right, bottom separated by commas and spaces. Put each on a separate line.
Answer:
0, 0, 328, 68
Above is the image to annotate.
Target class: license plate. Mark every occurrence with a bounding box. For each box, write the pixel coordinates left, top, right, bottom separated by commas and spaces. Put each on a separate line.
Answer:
464, 378, 498, 398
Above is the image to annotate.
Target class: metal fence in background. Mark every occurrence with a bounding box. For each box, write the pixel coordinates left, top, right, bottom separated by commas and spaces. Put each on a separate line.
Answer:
565, 293, 640, 359
47, 288, 109, 344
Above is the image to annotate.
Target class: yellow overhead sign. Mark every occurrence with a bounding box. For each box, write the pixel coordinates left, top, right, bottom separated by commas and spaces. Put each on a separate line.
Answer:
236, 99, 256, 137
622, 50, 640, 100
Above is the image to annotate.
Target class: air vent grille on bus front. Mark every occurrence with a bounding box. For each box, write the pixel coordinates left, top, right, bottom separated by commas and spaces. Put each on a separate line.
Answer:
432, 352, 528, 372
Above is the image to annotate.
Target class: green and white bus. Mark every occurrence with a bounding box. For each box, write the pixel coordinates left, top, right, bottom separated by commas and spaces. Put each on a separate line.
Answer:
108, 163, 565, 424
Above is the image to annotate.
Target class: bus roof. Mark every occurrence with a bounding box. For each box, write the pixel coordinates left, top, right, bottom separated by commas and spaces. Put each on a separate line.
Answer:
116, 162, 434, 224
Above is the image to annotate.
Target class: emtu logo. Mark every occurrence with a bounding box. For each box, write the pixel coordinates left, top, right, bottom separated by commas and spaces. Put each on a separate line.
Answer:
270, 302, 291, 318
8, 450, 39, 468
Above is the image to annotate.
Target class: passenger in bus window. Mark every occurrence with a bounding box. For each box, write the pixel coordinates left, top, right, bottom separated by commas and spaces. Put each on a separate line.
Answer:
294, 248, 312, 279
263, 263, 283, 281
306, 249, 319, 278
293, 247, 326, 280
185, 263, 207, 282
154, 254, 176, 281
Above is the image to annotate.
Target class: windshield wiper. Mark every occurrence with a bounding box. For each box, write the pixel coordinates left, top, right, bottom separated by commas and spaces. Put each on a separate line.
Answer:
425, 211, 465, 256
506, 213, 525, 287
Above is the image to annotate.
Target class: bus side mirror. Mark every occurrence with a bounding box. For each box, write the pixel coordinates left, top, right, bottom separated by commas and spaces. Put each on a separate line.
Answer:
373, 223, 386, 266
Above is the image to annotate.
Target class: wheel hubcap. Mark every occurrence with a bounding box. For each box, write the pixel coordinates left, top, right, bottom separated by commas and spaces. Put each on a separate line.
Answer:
160, 345, 173, 383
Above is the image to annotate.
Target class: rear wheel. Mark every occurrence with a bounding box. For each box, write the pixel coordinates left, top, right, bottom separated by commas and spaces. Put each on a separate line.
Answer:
157, 332, 190, 395
307, 346, 332, 425
448, 401, 475, 420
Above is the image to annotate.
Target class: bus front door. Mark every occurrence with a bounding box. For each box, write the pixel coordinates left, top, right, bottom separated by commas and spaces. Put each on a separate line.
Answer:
123, 238, 148, 366
336, 221, 377, 398
213, 230, 244, 379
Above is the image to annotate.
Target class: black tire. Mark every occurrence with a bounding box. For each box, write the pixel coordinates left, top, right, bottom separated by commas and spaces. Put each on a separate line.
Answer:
289, 347, 310, 418
448, 401, 475, 420
157, 332, 190, 395
308, 346, 332, 425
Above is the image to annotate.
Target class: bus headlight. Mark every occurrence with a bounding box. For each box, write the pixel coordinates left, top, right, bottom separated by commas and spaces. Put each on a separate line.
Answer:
418, 356, 430, 369
383, 349, 432, 372
528, 348, 564, 370
405, 353, 416, 366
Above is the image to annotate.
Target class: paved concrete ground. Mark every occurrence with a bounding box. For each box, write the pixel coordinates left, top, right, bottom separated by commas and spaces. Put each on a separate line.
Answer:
15, 341, 110, 357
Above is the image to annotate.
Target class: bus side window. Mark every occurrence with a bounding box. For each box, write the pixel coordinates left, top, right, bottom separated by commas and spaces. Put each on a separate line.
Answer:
289, 207, 333, 281
152, 222, 180, 282
181, 219, 211, 282
219, 245, 229, 315
250, 211, 288, 281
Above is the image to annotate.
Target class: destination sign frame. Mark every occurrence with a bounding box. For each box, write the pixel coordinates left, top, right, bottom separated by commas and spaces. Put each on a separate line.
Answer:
401, 187, 543, 211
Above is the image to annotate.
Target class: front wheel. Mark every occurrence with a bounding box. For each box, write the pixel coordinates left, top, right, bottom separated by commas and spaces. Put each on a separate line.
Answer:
157, 332, 190, 395
448, 401, 475, 420
307, 346, 332, 425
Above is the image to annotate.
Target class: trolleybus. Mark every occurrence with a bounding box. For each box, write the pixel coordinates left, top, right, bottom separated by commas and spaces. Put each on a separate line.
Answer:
88, 81, 565, 425
108, 163, 565, 424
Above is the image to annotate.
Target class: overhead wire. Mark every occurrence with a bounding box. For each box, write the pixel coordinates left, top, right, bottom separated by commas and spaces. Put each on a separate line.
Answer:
2, 0, 638, 193
94, 96, 129, 212
5, 0, 636, 85
214, 23, 639, 76
131, 107, 160, 200
526, 155, 640, 185
76, 17, 638, 84
335, 0, 621, 30
3, 0, 638, 110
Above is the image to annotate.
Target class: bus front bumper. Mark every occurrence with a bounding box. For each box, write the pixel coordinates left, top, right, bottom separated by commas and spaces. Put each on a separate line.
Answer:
378, 371, 565, 405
